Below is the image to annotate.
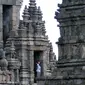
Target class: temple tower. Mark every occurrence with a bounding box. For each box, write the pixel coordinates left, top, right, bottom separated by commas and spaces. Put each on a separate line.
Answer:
0, 0, 23, 47
5, 0, 56, 85
17, 0, 51, 84
54, 0, 85, 84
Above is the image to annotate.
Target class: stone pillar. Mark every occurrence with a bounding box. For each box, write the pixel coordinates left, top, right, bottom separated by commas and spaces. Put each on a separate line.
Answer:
12, 6, 21, 30
42, 50, 51, 77
42, 51, 47, 76
11, 69, 14, 83
28, 50, 34, 85
16, 69, 19, 82
20, 48, 29, 85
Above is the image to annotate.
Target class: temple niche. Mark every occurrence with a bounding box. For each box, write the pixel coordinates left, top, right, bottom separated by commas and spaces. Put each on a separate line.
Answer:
3, 5, 12, 46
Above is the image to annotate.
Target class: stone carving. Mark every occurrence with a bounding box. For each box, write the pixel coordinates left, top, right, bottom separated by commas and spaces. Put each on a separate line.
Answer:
0, 0, 56, 85
0, 49, 8, 71
81, 45, 85, 58
0, 49, 12, 83
36, 0, 85, 85
43, 0, 85, 85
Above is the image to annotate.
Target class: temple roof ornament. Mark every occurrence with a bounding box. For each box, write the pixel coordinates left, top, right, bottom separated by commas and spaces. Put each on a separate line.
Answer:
10, 41, 16, 58
8, 41, 21, 70
29, 0, 36, 8
37, 6, 43, 20
22, 5, 30, 22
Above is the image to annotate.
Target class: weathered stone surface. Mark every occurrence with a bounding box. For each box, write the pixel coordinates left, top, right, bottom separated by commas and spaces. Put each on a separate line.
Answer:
45, 0, 85, 85
0, 0, 23, 5
0, 0, 56, 85
0, 0, 16, 5
37, 0, 85, 85
37, 78, 85, 85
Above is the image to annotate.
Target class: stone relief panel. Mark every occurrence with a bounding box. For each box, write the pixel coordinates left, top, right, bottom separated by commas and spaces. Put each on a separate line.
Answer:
59, 44, 72, 60
71, 44, 79, 58
58, 43, 84, 60
58, 45, 64, 60
70, 44, 81, 59
81, 45, 85, 58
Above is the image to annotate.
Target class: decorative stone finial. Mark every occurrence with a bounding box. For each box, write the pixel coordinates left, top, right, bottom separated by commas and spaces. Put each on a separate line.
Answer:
22, 5, 30, 21
42, 21, 46, 36
10, 41, 17, 59
28, 0, 37, 20
49, 43, 53, 51
38, 6, 43, 20
29, 0, 36, 8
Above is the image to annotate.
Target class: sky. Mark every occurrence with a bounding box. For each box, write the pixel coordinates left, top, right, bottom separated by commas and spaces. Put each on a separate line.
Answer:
20, 0, 62, 59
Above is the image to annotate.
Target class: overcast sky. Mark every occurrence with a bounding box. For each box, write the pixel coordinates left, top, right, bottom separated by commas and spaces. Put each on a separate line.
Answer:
20, 0, 62, 59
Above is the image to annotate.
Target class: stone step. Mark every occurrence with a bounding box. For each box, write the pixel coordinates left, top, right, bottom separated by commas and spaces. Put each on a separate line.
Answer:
33, 83, 37, 85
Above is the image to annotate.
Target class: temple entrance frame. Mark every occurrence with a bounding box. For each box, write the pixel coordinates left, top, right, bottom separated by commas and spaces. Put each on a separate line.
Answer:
34, 51, 43, 82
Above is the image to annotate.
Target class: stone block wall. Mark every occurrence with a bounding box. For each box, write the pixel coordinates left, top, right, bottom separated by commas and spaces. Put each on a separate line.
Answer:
37, 78, 85, 85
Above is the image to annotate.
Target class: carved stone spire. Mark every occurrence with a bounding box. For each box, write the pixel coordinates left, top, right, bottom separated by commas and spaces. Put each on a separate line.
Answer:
42, 21, 46, 36
21, 5, 30, 29
10, 41, 15, 58
33, 6, 43, 21
22, 5, 30, 22
28, 0, 37, 21
53, 0, 85, 84
29, 0, 36, 8
34, 22, 42, 37
37, 6, 43, 21
49, 43, 54, 61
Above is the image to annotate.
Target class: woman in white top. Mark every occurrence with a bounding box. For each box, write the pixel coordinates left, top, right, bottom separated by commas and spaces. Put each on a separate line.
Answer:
36, 61, 41, 77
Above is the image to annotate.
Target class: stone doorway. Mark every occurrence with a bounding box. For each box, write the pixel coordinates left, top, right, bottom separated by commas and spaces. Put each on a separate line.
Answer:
34, 51, 43, 82
3, 5, 12, 47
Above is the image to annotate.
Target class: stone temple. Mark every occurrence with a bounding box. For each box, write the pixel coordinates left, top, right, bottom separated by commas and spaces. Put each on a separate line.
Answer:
0, 0, 56, 85
1, 0, 85, 85
37, 0, 85, 85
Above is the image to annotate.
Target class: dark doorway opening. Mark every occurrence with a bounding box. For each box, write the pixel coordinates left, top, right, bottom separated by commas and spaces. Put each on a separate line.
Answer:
3, 5, 12, 47
34, 51, 43, 83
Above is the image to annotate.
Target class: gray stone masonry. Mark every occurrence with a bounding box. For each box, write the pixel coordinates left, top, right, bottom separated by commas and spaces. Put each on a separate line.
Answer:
0, 0, 23, 47
37, 0, 85, 85
4, 0, 56, 85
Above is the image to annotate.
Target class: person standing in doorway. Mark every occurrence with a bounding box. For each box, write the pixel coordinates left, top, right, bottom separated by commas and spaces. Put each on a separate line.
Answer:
36, 61, 41, 78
